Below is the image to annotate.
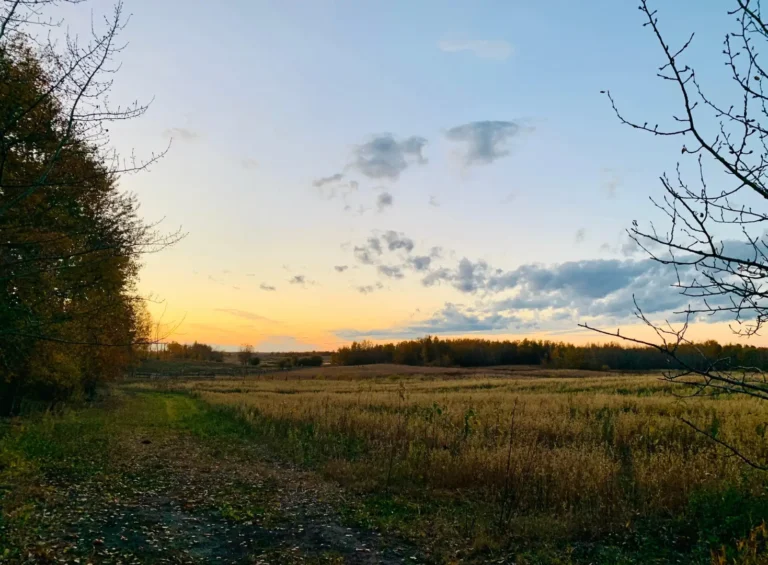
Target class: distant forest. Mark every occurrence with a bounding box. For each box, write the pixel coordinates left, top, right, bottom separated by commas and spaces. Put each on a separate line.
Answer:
331, 337, 768, 371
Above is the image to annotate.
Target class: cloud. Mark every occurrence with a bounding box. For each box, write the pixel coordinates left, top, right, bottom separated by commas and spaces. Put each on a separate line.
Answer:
215, 309, 277, 323
419, 253, 695, 323
422, 257, 489, 293
407, 255, 432, 271
438, 39, 513, 60
313, 173, 345, 188
354, 236, 384, 265
334, 265, 349, 273
429, 195, 440, 207
357, 282, 384, 294
377, 192, 394, 212
289, 275, 316, 287
241, 158, 259, 170
352, 134, 427, 180
353, 231, 415, 265
446, 120, 526, 165
337, 303, 530, 340
163, 127, 198, 140
621, 237, 642, 256
260, 283, 276, 291
382, 230, 414, 252
378, 265, 404, 279
575, 228, 586, 244
602, 168, 621, 198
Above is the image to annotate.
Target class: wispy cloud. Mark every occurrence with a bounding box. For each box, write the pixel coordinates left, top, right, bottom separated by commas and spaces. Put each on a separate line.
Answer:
215, 309, 278, 324
602, 168, 622, 198
334, 265, 349, 273
313, 173, 345, 188
357, 282, 384, 294
378, 265, 404, 279
260, 283, 277, 291
241, 158, 259, 170
289, 275, 316, 287
353, 236, 384, 265
337, 303, 530, 340
438, 40, 513, 61
163, 127, 199, 140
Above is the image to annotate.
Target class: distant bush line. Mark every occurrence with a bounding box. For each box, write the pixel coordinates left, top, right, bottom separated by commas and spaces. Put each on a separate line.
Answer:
330, 337, 768, 371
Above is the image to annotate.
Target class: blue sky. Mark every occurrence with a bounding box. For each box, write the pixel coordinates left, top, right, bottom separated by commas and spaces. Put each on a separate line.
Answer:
53, 0, 754, 350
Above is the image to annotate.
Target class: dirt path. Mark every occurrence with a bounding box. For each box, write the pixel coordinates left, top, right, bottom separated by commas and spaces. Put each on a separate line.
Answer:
1, 393, 426, 564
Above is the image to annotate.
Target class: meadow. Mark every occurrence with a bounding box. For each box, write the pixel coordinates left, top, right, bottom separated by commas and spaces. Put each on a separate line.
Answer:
126, 365, 768, 563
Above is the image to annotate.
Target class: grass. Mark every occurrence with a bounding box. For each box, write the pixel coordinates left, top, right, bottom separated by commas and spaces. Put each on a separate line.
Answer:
0, 389, 424, 563
3, 368, 768, 563
125, 367, 768, 563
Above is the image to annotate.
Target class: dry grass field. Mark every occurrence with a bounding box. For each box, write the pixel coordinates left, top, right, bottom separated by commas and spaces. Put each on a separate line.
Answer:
125, 365, 768, 563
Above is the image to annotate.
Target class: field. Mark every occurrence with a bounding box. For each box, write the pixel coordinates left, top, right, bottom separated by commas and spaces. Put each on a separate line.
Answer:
2, 365, 768, 563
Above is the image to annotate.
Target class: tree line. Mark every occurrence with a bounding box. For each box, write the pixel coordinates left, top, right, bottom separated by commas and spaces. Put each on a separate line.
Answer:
0, 2, 179, 414
163, 342, 225, 363
331, 337, 768, 372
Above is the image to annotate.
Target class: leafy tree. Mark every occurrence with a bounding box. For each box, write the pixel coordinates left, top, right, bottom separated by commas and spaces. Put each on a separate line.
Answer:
0, 1, 179, 413
248, 356, 261, 367
238, 345, 254, 366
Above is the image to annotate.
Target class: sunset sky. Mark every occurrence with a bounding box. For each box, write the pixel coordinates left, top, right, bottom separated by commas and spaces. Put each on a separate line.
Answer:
57, 0, 757, 351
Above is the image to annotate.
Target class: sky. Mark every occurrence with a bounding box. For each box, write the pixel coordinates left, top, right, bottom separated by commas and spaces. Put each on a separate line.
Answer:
53, 0, 765, 351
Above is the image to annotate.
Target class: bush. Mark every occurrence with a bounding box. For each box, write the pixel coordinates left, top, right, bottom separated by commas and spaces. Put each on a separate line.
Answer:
296, 356, 323, 367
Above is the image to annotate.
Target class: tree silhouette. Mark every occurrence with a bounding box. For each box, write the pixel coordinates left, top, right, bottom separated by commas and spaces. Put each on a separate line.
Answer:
583, 0, 768, 469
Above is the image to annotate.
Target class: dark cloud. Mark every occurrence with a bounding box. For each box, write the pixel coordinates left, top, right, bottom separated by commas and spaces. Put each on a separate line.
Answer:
334, 265, 349, 273
313, 173, 344, 188
378, 265, 404, 279
352, 134, 427, 180
407, 255, 432, 271
446, 120, 525, 165
377, 192, 394, 212
382, 231, 414, 252
260, 283, 276, 291
417, 253, 700, 325
215, 309, 277, 323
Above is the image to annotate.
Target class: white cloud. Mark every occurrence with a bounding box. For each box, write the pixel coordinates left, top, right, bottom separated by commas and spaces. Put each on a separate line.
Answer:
438, 39, 513, 60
